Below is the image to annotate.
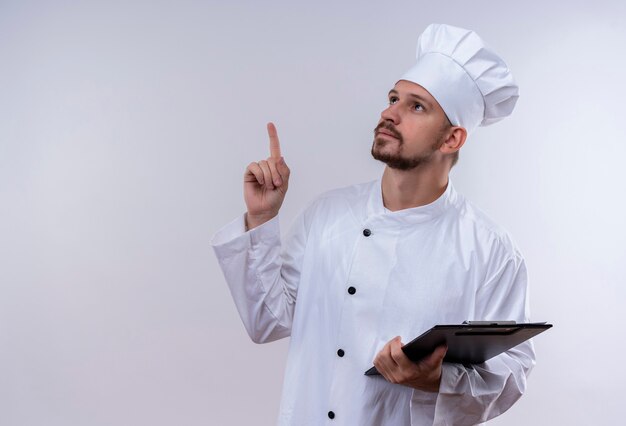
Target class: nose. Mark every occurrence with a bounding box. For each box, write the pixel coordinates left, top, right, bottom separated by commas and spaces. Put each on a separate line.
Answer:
380, 102, 400, 124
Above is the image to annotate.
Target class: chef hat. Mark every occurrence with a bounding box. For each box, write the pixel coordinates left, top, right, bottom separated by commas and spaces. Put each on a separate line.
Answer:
399, 23, 519, 134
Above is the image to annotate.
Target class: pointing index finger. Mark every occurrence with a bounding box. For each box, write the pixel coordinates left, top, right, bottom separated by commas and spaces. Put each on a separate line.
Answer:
267, 122, 282, 159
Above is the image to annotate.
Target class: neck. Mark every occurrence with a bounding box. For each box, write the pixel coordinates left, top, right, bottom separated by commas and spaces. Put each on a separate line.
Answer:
381, 164, 449, 211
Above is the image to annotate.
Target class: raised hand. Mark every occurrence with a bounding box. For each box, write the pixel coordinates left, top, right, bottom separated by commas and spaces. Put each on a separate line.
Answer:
243, 122, 291, 230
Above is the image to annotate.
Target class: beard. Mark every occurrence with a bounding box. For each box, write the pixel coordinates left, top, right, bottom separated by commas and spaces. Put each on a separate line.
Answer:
371, 121, 444, 171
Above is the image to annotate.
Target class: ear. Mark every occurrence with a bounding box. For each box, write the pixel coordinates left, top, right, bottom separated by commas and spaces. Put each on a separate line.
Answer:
440, 126, 467, 155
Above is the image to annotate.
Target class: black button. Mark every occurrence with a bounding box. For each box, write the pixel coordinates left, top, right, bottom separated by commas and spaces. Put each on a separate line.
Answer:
337, 349, 345, 357
363, 228, 372, 237
328, 411, 335, 419
347, 286, 356, 295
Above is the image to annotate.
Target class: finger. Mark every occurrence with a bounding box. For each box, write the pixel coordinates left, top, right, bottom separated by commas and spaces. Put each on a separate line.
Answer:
379, 339, 404, 382
267, 122, 282, 159
258, 160, 274, 190
420, 345, 448, 369
374, 345, 394, 382
389, 337, 414, 370
376, 362, 393, 383
245, 162, 264, 185
267, 157, 282, 187
383, 337, 401, 368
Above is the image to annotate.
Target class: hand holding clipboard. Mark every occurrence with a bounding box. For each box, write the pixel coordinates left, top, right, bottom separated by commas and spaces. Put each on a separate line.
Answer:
366, 322, 552, 376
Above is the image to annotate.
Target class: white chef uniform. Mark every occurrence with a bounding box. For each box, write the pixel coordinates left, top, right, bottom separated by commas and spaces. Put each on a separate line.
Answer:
212, 178, 534, 425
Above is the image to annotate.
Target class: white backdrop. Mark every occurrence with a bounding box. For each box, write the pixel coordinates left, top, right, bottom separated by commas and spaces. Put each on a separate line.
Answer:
1, 1, 625, 425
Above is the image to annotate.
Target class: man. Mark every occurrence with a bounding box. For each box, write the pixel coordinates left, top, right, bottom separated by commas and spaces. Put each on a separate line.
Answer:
212, 23, 534, 425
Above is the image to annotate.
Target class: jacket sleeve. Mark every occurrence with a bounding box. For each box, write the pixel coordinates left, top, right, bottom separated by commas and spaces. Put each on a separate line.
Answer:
411, 253, 535, 426
211, 213, 308, 344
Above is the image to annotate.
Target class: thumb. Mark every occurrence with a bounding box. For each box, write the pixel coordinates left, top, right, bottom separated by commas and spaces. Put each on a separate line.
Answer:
432, 344, 448, 362
276, 156, 291, 179
421, 344, 448, 368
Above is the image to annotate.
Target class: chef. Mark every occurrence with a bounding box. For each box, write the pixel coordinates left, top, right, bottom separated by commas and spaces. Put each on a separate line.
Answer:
212, 23, 534, 425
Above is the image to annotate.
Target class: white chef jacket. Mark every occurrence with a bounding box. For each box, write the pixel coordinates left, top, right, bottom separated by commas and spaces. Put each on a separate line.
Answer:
211, 179, 535, 426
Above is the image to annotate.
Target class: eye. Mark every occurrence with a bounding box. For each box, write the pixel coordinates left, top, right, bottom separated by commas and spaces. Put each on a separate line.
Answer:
388, 96, 399, 105
413, 103, 424, 112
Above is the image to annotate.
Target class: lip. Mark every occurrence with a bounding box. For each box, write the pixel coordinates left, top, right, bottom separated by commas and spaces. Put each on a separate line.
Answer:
376, 129, 399, 140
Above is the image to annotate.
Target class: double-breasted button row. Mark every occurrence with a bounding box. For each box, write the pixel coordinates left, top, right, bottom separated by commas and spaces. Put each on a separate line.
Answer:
362, 228, 372, 237
328, 410, 335, 419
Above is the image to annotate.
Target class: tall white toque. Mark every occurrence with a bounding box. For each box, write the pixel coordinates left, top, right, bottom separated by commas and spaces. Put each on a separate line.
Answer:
399, 23, 519, 135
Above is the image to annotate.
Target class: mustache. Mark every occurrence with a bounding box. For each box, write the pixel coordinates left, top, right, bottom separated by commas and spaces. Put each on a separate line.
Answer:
374, 121, 402, 141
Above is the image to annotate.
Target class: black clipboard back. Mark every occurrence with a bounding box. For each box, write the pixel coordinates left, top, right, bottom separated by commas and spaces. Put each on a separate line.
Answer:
365, 322, 552, 376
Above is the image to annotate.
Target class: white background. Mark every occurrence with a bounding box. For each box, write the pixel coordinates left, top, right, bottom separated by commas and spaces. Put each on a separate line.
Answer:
1, 1, 625, 425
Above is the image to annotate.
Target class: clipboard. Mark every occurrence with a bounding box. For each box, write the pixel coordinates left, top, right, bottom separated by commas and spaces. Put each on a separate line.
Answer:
365, 322, 552, 376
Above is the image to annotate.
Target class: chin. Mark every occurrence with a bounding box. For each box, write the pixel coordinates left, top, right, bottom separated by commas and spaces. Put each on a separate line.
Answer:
371, 147, 431, 171
372, 138, 396, 155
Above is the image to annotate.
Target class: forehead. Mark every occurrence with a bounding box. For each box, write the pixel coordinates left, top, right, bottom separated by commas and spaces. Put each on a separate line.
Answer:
392, 80, 435, 100
392, 80, 444, 112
